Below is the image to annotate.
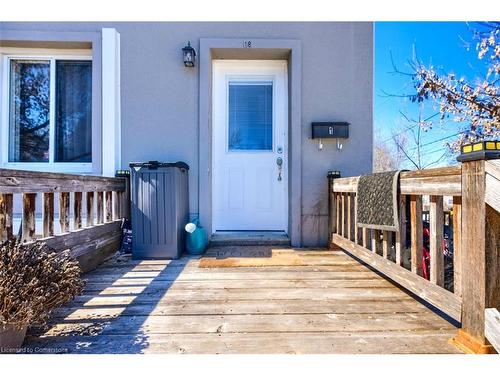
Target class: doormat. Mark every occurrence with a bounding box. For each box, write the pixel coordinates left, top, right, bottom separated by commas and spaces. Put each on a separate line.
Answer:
198, 247, 307, 268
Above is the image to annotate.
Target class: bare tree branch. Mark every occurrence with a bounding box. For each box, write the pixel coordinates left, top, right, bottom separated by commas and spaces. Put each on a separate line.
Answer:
388, 22, 500, 152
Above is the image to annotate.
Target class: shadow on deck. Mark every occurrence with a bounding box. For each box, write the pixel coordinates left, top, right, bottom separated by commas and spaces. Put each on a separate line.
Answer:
24, 248, 462, 354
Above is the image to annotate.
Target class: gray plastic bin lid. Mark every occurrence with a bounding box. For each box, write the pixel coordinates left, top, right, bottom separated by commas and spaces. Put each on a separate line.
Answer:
129, 161, 189, 170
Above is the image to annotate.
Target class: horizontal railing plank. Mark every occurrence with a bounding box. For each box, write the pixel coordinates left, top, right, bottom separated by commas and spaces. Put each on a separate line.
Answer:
41, 220, 121, 252
485, 160, 500, 181
332, 176, 358, 193
332, 166, 461, 196
0, 168, 126, 193
485, 308, 500, 352
485, 161, 500, 213
331, 234, 462, 322
400, 175, 461, 196
42, 221, 122, 272
399, 166, 461, 179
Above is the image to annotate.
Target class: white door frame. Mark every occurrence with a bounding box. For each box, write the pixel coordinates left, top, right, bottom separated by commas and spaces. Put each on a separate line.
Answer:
211, 60, 288, 232
198, 38, 302, 246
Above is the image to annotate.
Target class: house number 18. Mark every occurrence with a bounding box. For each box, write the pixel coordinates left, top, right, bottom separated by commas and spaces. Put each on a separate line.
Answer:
243, 41, 252, 48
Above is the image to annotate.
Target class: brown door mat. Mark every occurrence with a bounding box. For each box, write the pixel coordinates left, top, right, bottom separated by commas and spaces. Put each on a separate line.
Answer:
199, 247, 333, 268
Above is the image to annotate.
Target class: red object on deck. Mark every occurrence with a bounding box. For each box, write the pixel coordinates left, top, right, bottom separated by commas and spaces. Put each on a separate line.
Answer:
421, 226, 449, 281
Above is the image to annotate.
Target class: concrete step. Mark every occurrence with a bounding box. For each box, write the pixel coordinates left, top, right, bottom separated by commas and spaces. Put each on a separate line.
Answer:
209, 231, 291, 247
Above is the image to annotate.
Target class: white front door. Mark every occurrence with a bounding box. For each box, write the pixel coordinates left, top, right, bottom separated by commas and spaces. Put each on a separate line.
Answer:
212, 60, 288, 232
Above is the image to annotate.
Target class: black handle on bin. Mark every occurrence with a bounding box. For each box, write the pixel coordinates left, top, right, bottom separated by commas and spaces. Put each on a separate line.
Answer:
129, 161, 190, 170
148, 161, 161, 169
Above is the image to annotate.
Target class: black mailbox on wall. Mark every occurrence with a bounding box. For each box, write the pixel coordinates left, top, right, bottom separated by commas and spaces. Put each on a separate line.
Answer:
311, 122, 349, 139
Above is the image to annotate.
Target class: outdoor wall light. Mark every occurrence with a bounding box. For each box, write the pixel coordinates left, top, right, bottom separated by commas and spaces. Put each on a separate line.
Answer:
182, 41, 196, 67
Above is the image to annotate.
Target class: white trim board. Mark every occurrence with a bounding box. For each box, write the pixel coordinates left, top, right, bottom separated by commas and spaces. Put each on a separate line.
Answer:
0, 47, 92, 56
101, 28, 121, 177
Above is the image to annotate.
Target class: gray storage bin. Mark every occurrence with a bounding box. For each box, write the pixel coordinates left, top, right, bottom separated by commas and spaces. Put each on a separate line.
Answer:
130, 161, 189, 259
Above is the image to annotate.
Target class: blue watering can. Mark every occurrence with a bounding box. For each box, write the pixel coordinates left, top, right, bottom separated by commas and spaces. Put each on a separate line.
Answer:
185, 219, 208, 255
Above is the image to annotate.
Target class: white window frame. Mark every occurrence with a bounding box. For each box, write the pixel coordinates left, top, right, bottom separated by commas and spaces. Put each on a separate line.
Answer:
1, 51, 93, 173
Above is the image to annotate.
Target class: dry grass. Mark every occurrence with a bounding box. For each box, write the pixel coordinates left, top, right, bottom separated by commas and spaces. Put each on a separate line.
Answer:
0, 240, 85, 330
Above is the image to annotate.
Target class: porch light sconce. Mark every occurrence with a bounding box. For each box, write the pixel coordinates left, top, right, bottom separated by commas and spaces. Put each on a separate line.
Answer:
182, 41, 196, 67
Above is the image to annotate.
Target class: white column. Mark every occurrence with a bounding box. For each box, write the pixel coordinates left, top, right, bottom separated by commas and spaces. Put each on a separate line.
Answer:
102, 28, 121, 177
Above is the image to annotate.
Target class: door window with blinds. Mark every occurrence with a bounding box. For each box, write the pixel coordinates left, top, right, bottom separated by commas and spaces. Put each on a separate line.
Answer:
227, 81, 273, 151
6, 57, 92, 167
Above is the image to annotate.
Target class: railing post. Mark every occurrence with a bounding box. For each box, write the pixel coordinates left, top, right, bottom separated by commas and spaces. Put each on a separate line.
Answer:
451, 141, 500, 354
116, 170, 131, 220
43, 192, 55, 237
22, 193, 36, 242
429, 195, 444, 286
452, 196, 462, 297
86, 191, 95, 227
0, 193, 14, 242
105, 191, 113, 222
410, 195, 423, 276
96, 191, 104, 224
59, 192, 70, 234
395, 195, 406, 266
327, 171, 341, 245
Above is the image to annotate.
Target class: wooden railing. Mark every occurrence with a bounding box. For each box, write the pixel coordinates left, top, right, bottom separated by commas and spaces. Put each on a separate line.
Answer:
329, 166, 463, 321
329, 158, 500, 353
0, 169, 129, 272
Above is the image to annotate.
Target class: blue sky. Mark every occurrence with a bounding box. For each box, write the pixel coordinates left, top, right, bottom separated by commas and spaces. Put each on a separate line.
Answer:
374, 22, 487, 167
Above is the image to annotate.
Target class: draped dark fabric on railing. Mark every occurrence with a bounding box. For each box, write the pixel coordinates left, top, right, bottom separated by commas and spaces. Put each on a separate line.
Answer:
356, 170, 403, 231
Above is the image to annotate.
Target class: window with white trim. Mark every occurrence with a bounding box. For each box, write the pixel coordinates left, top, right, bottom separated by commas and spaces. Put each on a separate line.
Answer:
2, 54, 92, 172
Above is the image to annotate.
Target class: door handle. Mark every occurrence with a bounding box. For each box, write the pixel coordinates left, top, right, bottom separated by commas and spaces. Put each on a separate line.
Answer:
276, 157, 283, 181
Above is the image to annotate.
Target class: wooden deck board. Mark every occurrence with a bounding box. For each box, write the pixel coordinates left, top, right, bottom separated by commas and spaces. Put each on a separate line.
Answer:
26, 331, 461, 354
24, 249, 462, 354
36, 312, 456, 337
82, 278, 395, 291
50, 298, 433, 319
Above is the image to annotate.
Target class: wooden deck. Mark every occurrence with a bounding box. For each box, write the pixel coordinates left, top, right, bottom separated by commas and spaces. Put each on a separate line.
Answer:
25, 248, 462, 354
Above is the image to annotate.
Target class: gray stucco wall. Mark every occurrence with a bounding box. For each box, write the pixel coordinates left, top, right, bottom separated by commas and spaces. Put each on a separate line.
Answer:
0, 22, 373, 246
